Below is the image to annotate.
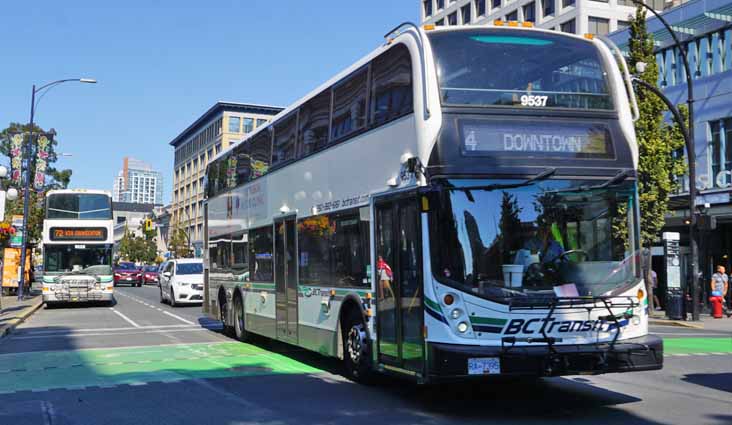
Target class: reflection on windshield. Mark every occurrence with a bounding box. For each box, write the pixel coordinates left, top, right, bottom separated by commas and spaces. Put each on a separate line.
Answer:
46, 194, 112, 220
430, 179, 640, 299
177, 263, 203, 275
44, 245, 113, 275
427, 30, 613, 110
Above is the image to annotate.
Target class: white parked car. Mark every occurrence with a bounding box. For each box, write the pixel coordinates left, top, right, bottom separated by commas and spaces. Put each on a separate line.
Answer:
159, 258, 204, 307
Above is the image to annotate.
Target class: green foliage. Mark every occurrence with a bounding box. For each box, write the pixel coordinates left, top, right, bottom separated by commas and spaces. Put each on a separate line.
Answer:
499, 191, 523, 251
167, 224, 192, 258
628, 7, 687, 247
118, 226, 157, 264
1, 122, 73, 190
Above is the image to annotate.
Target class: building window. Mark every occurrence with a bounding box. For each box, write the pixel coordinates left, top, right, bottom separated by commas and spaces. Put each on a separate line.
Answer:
424, 0, 433, 17
370, 44, 413, 127
228, 116, 241, 133
543, 0, 554, 17
710, 118, 732, 180
492, 0, 501, 10
298, 90, 331, 157
506, 10, 518, 21
562, 0, 575, 7
617, 20, 630, 30
243, 118, 254, 133
476, 0, 486, 16
256, 118, 268, 128
448, 12, 458, 26
523, 2, 535, 22
461, 4, 472, 24
560, 19, 575, 33
437, 0, 444, 9
215, 143, 222, 155
331, 67, 368, 143
588, 16, 610, 35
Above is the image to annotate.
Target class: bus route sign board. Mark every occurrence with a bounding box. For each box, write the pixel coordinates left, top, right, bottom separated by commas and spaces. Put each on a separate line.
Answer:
50, 227, 108, 242
460, 120, 613, 159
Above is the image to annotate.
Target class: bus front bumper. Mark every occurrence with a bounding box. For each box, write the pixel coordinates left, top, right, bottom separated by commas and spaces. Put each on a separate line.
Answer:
44, 290, 114, 303
427, 335, 663, 379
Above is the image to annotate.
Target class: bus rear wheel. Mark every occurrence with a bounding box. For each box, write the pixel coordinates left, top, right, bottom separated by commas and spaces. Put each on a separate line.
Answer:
232, 295, 249, 342
343, 311, 373, 383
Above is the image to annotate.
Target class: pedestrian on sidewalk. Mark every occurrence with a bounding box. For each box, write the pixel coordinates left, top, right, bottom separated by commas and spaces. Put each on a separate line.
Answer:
709, 265, 731, 318
651, 269, 661, 310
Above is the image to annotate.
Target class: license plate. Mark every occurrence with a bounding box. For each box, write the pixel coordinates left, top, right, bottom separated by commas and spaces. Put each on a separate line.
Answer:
126, 277, 133, 280
467, 357, 501, 375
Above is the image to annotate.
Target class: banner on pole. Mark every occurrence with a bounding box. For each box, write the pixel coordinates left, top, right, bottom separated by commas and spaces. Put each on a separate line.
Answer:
8, 133, 24, 185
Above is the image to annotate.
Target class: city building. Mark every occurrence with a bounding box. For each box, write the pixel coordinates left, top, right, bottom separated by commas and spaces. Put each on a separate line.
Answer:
608, 0, 732, 303
169, 101, 283, 254
112, 157, 163, 205
112, 201, 157, 256
421, 0, 670, 35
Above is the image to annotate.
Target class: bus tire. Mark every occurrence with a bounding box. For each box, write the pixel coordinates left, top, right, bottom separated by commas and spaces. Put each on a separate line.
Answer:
232, 293, 249, 342
170, 289, 177, 307
342, 310, 373, 383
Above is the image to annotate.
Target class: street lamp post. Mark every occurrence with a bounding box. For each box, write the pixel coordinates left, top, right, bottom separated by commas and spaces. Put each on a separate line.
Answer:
630, 1, 698, 320
17, 78, 96, 300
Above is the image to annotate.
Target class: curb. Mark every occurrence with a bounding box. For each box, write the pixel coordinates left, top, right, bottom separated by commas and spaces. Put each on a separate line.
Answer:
0, 298, 44, 339
649, 318, 704, 329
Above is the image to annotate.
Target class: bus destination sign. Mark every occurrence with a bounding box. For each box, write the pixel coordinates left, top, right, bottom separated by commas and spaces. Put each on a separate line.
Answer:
50, 227, 108, 242
460, 120, 613, 159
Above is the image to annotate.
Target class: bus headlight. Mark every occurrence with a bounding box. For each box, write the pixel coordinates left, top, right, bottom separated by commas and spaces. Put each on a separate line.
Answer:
451, 308, 463, 319
457, 322, 469, 333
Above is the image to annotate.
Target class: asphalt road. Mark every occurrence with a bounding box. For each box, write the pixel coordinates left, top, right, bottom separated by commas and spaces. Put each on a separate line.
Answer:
0, 285, 729, 425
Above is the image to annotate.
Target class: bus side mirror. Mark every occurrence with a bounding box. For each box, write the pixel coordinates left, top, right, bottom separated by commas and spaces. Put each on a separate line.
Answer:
163, 272, 171, 278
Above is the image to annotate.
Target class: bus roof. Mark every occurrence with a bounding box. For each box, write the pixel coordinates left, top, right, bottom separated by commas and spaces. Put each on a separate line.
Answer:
46, 189, 112, 196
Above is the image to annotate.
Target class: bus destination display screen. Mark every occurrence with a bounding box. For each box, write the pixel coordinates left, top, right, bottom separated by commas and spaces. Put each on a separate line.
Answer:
460, 120, 613, 159
50, 227, 108, 242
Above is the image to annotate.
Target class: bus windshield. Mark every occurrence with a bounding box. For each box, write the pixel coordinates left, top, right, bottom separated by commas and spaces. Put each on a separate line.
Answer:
46, 194, 112, 220
429, 179, 640, 300
44, 245, 113, 275
428, 29, 613, 110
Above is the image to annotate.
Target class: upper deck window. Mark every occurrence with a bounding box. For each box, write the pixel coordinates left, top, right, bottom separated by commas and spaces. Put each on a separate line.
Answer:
46, 194, 112, 220
428, 29, 613, 110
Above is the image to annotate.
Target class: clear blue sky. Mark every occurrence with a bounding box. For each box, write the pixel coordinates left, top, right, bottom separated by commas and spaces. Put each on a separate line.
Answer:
0, 1, 418, 204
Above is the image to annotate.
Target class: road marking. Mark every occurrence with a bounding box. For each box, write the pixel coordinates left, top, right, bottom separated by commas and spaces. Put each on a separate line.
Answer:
13, 324, 193, 336
162, 310, 195, 325
110, 308, 141, 328
655, 332, 731, 336
9, 327, 210, 340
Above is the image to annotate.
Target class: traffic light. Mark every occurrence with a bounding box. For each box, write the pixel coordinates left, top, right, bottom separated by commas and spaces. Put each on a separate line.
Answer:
144, 219, 154, 232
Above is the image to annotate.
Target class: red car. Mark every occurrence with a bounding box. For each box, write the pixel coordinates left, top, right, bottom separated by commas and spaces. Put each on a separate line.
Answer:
142, 265, 159, 285
114, 262, 142, 287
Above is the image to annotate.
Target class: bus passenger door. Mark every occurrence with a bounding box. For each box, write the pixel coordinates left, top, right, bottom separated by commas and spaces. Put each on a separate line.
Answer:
275, 216, 298, 344
375, 197, 424, 374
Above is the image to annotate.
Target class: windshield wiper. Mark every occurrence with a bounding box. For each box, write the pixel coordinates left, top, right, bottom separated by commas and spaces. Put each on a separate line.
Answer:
546, 169, 635, 194
450, 168, 557, 196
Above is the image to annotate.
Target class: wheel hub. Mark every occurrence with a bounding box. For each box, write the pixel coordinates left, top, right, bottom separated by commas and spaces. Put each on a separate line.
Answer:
347, 325, 367, 365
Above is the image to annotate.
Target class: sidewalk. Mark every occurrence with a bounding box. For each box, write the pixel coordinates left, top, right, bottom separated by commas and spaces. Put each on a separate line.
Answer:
0, 290, 43, 339
649, 309, 732, 331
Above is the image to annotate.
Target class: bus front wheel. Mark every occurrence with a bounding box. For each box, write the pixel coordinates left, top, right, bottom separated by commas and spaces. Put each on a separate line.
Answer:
343, 311, 373, 383
232, 295, 249, 342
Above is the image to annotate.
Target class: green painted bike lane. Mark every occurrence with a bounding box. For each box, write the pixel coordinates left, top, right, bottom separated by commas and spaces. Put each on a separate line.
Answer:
0, 342, 322, 394
664, 337, 732, 355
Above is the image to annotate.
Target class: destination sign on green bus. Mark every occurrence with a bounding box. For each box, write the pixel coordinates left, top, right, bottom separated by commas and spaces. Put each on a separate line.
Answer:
460, 120, 613, 159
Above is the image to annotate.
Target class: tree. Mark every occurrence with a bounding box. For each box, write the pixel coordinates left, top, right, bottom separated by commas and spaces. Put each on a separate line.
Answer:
499, 191, 522, 252
167, 224, 192, 258
0, 123, 74, 246
627, 7, 687, 309
118, 226, 157, 264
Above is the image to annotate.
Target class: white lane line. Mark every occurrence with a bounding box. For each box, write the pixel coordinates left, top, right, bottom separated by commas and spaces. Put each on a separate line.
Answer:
110, 308, 141, 328
161, 310, 195, 325
13, 324, 194, 336
10, 327, 210, 340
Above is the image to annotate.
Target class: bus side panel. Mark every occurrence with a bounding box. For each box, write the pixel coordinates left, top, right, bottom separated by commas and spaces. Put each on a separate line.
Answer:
244, 282, 277, 339
297, 285, 341, 357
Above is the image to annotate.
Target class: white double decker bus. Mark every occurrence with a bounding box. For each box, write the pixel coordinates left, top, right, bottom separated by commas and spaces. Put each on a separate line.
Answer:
41, 189, 115, 305
203, 23, 662, 382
